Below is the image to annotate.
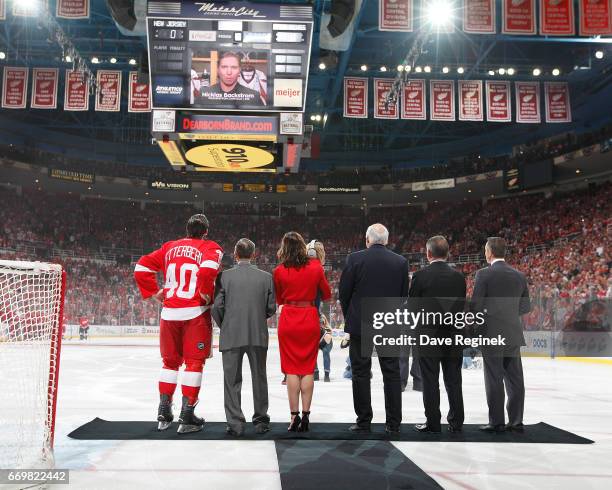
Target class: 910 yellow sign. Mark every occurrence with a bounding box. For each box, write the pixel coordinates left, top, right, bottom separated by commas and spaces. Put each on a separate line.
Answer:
185, 144, 276, 172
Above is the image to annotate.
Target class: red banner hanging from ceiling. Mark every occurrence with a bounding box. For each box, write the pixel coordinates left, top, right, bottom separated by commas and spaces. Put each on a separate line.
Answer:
540, 0, 575, 35
31, 68, 58, 109
56, 0, 89, 19
343, 77, 368, 118
463, 0, 496, 33
579, 0, 612, 35
128, 72, 151, 113
95, 70, 122, 112
64, 70, 89, 111
458, 80, 483, 121
2, 67, 28, 109
502, 0, 537, 34
374, 79, 399, 119
485, 81, 512, 122
544, 82, 571, 123
430, 80, 455, 121
401, 79, 426, 120
379, 0, 413, 31
515, 81, 541, 124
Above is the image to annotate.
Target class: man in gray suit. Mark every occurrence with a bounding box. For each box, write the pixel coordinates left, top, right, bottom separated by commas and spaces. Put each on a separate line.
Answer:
212, 238, 276, 436
472, 237, 531, 433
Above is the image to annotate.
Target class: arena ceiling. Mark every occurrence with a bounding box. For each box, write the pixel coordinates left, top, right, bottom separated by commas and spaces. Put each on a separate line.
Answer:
1, 0, 611, 168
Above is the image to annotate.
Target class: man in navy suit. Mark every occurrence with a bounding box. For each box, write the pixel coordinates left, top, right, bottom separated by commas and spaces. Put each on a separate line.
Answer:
472, 237, 531, 433
339, 223, 409, 434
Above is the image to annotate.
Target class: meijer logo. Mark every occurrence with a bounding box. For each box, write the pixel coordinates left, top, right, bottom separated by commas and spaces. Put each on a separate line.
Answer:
273, 79, 302, 107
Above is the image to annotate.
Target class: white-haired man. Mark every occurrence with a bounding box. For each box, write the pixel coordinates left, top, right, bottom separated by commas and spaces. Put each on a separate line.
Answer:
339, 223, 409, 435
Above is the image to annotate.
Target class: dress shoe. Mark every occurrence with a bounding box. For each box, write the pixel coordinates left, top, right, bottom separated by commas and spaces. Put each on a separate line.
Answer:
255, 423, 270, 434
385, 425, 401, 435
505, 423, 525, 433
447, 425, 463, 433
479, 424, 505, 433
348, 423, 371, 433
225, 425, 245, 437
414, 423, 441, 434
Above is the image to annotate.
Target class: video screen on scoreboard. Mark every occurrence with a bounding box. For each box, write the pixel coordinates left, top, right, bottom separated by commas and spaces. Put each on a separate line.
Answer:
148, 12, 312, 112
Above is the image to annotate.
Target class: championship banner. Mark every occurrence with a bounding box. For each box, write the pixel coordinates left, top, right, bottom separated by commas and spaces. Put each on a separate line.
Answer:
128, 72, 151, 113
56, 0, 90, 19
515, 81, 541, 124
458, 80, 483, 121
579, 0, 612, 35
343, 77, 368, 118
64, 70, 89, 111
540, 0, 575, 35
374, 79, 398, 119
2, 67, 28, 109
502, 0, 536, 34
95, 70, 121, 112
544, 82, 571, 123
0, 0, 5, 21
379, 0, 413, 31
430, 80, 455, 121
486, 81, 511, 122
30, 68, 58, 110
13, 0, 48, 16
401, 79, 426, 120
463, 0, 496, 33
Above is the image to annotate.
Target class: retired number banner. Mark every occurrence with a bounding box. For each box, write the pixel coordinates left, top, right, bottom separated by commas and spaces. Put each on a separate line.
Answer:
430, 80, 455, 121
128, 72, 151, 113
31, 68, 58, 109
343, 77, 368, 118
401, 79, 426, 120
64, 70, 89, 111
374, 79, 398, 119
486, 81, 511, 122
56, 0, 90, 19
0, 0, 5, 21
2, 67, 28, 109
579, 0, 612, 35
463, 0, 496, 33
379, 0, 413, 31
516, 81, 541, 124
544, 82, 571, 123
540, 0, 575, 35
458, 80, 483, 121
502, 0, 536, 34
95, 70, 121, 112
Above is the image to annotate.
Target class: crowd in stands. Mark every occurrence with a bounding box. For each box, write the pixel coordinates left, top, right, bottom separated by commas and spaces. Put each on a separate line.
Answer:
1, 179, 610, 327
2, 123, 611, 187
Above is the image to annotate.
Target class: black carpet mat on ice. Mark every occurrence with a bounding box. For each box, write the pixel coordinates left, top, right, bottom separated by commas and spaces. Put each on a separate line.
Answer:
274, 440, 444, 490
68, 418, 593, 444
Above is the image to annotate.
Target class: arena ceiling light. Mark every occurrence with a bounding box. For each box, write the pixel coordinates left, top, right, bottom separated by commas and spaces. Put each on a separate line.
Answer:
91, 56, 100, 64
552, 68, 560, 76
0, 52, 5, 60
457, 67, 464, 74
380, 66, 387, 72
315, 115, 322, 122
318, 62, 326, 70
64, 55, 72, 62
129, 58, 137, 65
533, 68, 541, 76
488, 70, 495, 76
498, 68, 506, 75
507, 67, 515, 75
424, 65, 431, 73
310, 115, 316, 121
405, 65, 412, 72
415, 66, 422, 73
360, 64, 367, 71
595, 50, 604, 59
442, 66, 449, 73
397, 64, 404, 72
426, 0, 454, 28
110, 57, 117, 64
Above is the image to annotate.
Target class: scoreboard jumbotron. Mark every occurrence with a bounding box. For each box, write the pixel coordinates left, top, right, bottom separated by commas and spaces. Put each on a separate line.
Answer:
146, 0, 314, 173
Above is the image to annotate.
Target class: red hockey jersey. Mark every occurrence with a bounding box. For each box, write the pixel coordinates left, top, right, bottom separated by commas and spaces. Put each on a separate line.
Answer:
134, 238, 223, 321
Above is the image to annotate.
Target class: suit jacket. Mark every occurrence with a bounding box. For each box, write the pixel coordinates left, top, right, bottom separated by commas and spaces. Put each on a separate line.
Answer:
472, 260, 531, 347
339, 244, 409, 336
212, 261, 276, 352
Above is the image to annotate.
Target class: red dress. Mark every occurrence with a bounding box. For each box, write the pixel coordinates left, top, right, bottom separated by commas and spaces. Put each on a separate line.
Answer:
273, 259, 332, 375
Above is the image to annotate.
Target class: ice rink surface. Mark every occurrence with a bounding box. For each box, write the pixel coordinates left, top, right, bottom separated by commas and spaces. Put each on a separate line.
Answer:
54, 338, 612, 490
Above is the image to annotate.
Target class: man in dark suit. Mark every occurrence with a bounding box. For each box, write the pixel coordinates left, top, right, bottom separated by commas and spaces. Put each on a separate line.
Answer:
339, 223, 409, 434
212, 238, 276, 437
472, 237, 531, 433
409, 236, 466, 433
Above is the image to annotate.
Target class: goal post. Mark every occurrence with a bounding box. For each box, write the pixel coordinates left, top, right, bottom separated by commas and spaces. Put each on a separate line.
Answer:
0, 260, 66, 469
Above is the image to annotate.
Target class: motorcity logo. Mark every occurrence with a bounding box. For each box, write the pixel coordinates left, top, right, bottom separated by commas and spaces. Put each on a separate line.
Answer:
195, 3, 266, 18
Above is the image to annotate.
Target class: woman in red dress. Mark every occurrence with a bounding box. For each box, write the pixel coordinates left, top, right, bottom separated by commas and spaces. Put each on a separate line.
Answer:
273, 232, 331, 432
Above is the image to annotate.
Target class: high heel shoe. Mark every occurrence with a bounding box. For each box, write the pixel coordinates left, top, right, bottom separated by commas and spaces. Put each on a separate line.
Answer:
298, 411, 310, 432
288, 411, 301, 432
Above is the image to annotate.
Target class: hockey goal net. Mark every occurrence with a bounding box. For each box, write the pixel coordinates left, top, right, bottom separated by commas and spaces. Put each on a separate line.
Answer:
0, 260, 66, 469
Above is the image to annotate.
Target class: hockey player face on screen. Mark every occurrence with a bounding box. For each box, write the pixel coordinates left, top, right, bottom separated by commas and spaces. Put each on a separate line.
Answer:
217, 53, 241, 92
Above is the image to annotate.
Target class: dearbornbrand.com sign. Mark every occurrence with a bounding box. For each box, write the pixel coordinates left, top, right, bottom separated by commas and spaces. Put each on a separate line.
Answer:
148, 180, 192, 191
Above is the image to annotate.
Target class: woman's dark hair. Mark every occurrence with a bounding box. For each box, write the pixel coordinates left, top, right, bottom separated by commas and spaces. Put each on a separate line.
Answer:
277, 231, 309, 268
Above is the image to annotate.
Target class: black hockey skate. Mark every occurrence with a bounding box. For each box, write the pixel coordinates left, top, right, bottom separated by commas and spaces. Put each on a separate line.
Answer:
157, 394, 174, 431
177, 396, 204, 434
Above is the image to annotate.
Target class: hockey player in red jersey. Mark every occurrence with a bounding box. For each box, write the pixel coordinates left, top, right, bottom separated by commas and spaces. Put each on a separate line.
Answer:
134, 214, 223, 433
